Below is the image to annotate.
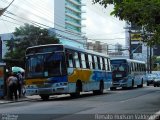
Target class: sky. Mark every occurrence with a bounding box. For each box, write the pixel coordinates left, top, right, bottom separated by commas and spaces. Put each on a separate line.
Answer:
0, 0, 126, 46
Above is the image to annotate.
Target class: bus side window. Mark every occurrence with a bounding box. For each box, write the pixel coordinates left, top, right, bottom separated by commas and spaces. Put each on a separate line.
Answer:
88, 54, 93, 69
81, 53, 86, 68
104, 58, 108, 71
74, 52, 80, 68
99, 57, 103, 70
66, 50, 74, 68
94, 56, 98, 69
85, 54, 90, 69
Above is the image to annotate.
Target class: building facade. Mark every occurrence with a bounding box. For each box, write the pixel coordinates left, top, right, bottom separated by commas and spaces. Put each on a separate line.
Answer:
87, 41, 108, 55
125, 22, 148, 63
53, 0, 86, 48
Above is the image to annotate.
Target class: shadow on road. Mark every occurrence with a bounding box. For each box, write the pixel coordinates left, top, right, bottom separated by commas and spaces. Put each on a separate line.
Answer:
34, 91, 112, 102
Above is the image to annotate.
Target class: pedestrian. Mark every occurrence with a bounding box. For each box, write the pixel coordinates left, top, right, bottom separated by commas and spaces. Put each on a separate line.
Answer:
16, 71, 23, 98
6, 72, 18, 100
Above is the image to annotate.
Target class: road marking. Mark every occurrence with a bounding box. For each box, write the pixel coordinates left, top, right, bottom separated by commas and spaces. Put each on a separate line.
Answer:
148, 110, 160, 120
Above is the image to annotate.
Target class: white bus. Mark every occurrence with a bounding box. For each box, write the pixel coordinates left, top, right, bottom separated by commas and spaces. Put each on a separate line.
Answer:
110, 58, 146, 90
25, 44, 112, 100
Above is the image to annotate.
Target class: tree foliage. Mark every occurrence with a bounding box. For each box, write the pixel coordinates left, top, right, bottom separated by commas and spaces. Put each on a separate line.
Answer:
5, 24, 59, 60
93, 0, 160, 46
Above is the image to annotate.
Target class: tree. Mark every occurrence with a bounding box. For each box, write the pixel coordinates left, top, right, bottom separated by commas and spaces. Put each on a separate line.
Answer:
93, 0, 160, 46
5, 24, 59, 66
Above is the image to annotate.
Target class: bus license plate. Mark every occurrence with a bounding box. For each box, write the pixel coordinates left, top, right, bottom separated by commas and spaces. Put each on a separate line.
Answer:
116, 74, 122, 77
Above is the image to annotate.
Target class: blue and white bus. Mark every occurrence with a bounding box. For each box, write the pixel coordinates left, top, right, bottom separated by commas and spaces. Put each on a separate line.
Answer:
110, 58, 146, 90
25, 44, 112, 100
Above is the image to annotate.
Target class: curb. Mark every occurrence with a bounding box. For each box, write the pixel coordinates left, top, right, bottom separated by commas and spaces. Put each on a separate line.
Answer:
0, 96, 41, 104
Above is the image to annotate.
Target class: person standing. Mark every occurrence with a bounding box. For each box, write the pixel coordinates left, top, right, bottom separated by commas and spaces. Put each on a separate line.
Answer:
6, 72, 18, 100
16, 71, 23, 98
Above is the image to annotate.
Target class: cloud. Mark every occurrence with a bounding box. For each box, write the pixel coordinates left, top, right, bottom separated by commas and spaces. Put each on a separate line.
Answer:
0, 0, 125, 45
85, 3, 125, 45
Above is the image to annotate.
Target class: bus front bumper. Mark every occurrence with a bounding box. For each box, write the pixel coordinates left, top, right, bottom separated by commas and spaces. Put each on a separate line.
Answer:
25, 86, 68, 96
112, 80, 128, 87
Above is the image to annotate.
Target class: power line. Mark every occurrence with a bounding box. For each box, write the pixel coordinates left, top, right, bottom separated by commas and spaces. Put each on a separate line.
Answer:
2, 0, 86, 36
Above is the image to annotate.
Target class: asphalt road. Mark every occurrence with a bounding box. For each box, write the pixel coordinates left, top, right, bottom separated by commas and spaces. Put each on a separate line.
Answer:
0, 86, 159, 120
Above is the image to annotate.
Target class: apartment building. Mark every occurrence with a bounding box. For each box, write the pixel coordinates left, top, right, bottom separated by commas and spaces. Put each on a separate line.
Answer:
53, 0, 86, 48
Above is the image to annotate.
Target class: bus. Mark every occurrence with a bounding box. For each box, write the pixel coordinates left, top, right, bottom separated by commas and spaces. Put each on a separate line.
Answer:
110, 58, 146, 90
24, 44, 112, 100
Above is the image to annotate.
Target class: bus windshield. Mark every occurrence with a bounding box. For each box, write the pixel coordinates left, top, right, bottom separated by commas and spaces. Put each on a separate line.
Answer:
111, 60, 128, 79
111, 63, 127, 72
25, 52, 66, 78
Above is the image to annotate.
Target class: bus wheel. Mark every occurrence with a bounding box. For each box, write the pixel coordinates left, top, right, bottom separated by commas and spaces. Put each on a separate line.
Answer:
132, 80, 134, 88
93, 81, 104, 95
110, 87, 116, 91
99, 81, 104, 94
70, 81, 81, 98
137, 80, 143, 88
40, 95, 49, 101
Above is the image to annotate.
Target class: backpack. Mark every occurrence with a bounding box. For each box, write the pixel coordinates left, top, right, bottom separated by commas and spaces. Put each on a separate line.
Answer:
8, 76, 18, 86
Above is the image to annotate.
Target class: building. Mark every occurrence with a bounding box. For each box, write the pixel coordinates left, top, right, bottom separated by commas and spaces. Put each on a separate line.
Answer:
0, 0, 87, 58
87, 41, 108, 55
0, 33, 14, 59
125, 22, 148, 62
53, 0, 86, 48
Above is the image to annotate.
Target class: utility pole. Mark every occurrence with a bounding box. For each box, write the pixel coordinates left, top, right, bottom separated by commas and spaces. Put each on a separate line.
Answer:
0, 37, 2, 61
128, 30, 132, 59
0, 0, 15, 16
149, 46, 152, 73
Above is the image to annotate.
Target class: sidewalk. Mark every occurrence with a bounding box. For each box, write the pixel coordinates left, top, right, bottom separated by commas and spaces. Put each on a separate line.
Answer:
0, 95, 41, 104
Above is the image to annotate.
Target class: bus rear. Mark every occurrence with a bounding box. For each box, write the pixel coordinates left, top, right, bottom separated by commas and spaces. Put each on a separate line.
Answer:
25, 44, 68, 100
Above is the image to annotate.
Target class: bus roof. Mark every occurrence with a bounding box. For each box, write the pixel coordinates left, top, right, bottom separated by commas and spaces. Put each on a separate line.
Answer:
26, 44, 110, 58
111, 58, 146, 64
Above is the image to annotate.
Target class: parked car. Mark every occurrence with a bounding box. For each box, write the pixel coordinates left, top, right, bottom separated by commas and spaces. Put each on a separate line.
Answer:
153, 76, 160, 87
146, 74, 157, 86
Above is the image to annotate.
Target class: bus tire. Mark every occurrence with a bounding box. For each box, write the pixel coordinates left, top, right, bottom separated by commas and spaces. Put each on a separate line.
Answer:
137, 80, 143, 88
93, 81, 104, 95
70, 80, 81, 98
99, 81, 104, 94
110, 87, 116, 91
40, 94, 49, 101
131, 80, 134, 88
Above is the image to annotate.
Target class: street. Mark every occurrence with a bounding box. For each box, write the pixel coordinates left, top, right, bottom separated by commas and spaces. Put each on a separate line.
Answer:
0, 86, 159, 120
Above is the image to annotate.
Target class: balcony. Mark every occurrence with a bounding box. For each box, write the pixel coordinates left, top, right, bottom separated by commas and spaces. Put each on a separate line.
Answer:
65, 3, 84, 13
65, 12, 81, 20
65, 20, 82, 28
67, 0, 86, 6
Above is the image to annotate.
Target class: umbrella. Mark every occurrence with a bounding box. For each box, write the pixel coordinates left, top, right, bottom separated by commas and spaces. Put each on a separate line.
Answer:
12, 66, 25, 73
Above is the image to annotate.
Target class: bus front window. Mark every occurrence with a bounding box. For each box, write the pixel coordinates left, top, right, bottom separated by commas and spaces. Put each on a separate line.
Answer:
26, 54, 44, 78
26, 52, 66, 78
44, 52, 66, 76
